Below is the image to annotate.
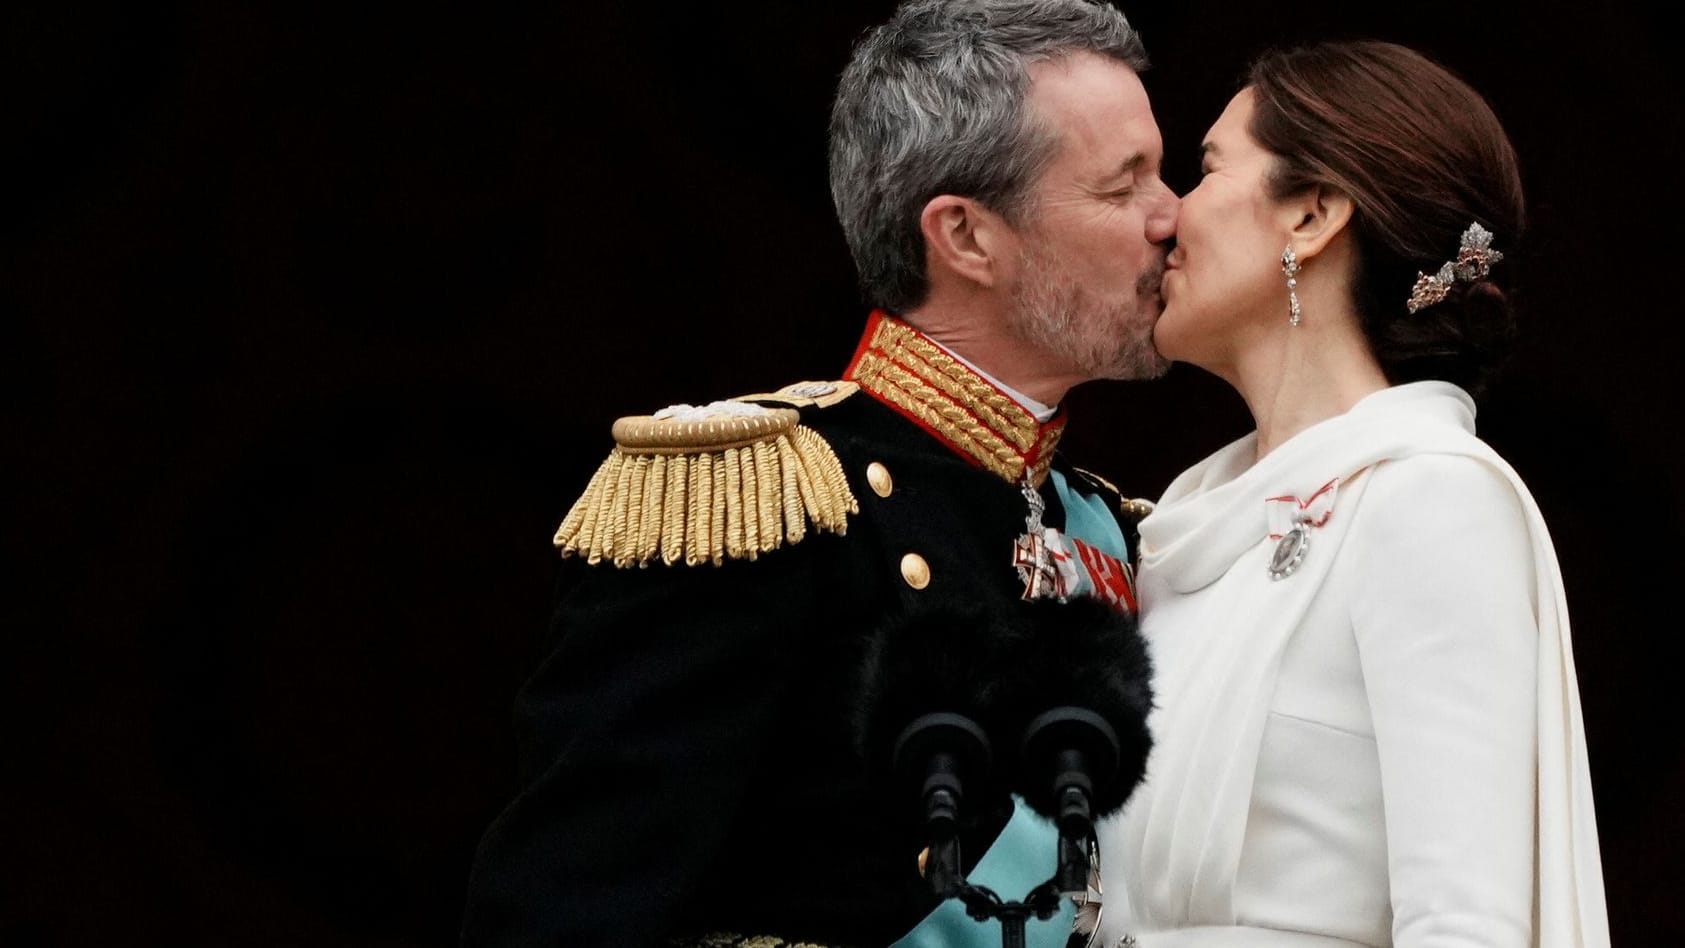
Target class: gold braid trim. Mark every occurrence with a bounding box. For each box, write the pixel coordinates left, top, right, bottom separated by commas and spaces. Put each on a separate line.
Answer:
848, 314, 1066, 486
856, 349, 1026, 483
1017, 434, 1058, 484
871, 318, 1039, 450
554, 408, 858, 568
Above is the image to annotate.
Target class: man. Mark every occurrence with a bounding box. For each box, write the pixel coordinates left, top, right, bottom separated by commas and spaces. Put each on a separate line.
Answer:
459, 2, 1177, 946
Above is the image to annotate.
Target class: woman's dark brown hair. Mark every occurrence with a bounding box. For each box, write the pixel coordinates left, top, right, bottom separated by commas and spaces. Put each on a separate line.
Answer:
1247, 40, 1525, 398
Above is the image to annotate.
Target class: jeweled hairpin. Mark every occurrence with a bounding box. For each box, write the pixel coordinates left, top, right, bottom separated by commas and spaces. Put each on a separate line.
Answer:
1406, 222, 1504, 314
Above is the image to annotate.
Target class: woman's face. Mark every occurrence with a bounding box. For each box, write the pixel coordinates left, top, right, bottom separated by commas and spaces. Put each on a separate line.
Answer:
1157, 87, 1293, 374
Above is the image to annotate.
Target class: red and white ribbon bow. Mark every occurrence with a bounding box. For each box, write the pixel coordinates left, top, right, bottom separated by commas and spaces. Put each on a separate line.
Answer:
1265, 477, 1340, 540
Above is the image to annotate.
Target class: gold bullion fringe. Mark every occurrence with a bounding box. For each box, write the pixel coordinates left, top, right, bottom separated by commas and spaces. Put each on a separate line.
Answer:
554, 425, 858, 568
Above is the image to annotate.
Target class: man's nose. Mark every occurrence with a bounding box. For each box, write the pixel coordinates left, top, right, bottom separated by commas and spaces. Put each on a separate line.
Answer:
1148, 184, 1180, 244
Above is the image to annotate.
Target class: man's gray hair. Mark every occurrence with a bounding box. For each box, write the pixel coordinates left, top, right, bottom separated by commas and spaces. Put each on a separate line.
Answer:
828, 0, 1148, 313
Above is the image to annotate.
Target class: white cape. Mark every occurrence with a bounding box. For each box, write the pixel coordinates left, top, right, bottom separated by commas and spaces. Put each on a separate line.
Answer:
1103, 382, 1607, 947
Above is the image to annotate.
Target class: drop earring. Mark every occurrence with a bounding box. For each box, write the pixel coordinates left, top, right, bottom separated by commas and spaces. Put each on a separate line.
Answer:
1282, 246, 1301, 327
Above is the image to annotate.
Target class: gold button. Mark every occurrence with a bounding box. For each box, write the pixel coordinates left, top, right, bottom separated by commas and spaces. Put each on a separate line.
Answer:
900, 553, 931, 589
866, 461, 894, 498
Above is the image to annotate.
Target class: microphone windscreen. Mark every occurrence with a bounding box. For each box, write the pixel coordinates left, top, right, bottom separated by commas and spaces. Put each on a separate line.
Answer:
853, 603, 1021, 762
1000, 596, 1153, 821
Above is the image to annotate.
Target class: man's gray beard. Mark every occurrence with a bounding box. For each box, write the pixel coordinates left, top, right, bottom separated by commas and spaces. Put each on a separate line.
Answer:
1009, 247, 1169, 382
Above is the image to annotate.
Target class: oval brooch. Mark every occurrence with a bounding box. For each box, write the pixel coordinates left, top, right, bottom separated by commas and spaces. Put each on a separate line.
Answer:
1267, 525, 1309, 580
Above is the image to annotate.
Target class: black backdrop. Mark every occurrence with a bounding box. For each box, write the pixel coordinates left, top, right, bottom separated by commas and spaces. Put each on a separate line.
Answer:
7, 2, 1682, 945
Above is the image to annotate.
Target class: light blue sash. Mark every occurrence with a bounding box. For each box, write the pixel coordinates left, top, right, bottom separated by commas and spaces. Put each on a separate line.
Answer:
889, 797, 1074, 948
1050, 470, 1130, 563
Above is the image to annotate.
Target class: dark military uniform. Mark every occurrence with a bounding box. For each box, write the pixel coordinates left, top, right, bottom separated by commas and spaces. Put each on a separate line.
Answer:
460, 312, 1145, 948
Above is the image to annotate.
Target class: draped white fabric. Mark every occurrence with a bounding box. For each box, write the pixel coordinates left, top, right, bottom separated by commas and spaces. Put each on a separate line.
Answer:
1094, 382, 1607, 948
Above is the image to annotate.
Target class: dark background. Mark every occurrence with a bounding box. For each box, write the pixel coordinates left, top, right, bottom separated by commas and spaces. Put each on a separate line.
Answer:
7, 2, 1680, 945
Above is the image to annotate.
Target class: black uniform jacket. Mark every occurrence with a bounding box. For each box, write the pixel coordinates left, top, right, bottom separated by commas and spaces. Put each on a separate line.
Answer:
461, 321, 1138, 948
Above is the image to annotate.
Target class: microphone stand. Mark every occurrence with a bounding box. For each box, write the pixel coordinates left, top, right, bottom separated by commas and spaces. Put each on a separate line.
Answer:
925, 703, 1116, 948
941, 873, 1067, 948
923, 798, 1094, 948
897, 707, 1113, 948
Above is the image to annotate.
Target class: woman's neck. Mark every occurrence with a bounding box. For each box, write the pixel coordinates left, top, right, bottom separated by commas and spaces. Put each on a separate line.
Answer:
1234, 306, 1390, 461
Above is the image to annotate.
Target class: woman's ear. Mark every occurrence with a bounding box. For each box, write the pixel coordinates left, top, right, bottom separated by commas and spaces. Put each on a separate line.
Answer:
920, 194, 1011, 289
1283, 185, 1354, 263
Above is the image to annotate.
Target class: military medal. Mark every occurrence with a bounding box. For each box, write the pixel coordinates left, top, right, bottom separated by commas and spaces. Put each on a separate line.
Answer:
1011, 475, 1139, 612
1264, 477, 1340, 581
1268, 525, 1309, 580
1014, 476, 1062, 600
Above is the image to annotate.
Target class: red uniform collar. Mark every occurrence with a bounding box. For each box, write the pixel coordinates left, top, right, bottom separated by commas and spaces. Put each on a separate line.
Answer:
844, 310, 1066, 487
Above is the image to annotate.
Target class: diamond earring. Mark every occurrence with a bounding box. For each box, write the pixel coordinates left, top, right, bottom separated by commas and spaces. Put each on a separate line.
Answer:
1281, 246, 1301, 327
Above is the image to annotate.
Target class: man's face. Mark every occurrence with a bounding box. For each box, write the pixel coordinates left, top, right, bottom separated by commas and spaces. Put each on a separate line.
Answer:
1006, 52, 1178, 382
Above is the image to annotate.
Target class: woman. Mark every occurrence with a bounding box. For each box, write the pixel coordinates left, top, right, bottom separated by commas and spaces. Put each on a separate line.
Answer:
1090, 41, 1609, 947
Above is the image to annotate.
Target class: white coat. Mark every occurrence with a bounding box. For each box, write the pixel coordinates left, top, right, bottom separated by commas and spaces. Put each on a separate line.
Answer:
1094, 382, 1607, 948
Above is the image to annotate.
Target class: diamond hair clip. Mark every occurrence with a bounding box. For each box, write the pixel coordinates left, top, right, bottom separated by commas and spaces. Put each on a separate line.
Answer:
1406, 222, 1505, 314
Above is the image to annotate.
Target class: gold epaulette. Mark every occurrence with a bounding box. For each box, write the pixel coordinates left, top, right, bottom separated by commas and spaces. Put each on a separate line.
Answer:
554, 386, 860, 568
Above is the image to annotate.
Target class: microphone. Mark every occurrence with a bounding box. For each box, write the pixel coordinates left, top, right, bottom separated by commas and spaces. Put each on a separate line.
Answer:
996, 596, 1154, 893
854, 597, 1154, 896
854, 604, 1024, 871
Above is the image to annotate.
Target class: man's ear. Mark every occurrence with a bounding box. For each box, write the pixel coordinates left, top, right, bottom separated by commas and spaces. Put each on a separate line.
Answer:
1282, 184, 1353, 263
920, 194, 1012, 288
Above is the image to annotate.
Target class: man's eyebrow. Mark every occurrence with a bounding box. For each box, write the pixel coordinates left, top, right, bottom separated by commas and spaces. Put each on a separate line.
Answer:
1101, 152, 1147, 185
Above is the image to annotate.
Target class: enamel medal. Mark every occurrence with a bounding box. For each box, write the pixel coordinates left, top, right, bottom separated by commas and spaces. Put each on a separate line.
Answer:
1013, 476, 1061, 600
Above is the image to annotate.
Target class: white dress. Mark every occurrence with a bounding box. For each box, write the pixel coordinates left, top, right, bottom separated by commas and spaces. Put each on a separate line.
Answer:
1093, 382, 1607, 948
